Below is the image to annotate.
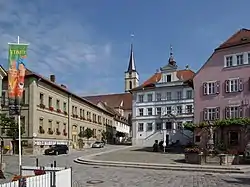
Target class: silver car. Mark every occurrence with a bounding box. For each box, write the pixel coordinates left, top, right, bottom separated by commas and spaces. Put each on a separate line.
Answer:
92, 141, 105, 148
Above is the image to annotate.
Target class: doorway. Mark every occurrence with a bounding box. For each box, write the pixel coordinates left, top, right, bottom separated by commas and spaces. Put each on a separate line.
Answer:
166, 134, 169, 146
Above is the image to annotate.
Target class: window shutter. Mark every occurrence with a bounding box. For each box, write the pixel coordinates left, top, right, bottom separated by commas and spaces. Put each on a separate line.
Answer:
238, 79, 243, 92
215, 107, 220, 119
225, 80, 229, 93
238, 106, 243, 118
225, 107, 230, 119
203, 108, 208, 121
216, 81, 220, 94
248, 77, 250, 91
203, 83, 207, 95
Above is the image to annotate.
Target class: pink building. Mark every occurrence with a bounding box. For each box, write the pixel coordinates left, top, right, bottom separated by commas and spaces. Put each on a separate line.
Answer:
193, 29, 250, 152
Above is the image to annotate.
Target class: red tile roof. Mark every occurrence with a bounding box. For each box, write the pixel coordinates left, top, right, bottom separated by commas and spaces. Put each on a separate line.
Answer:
216, 28, 250, 50
84, 93, 132, 110
3, 69, 114, 116
131, 69, 195, 91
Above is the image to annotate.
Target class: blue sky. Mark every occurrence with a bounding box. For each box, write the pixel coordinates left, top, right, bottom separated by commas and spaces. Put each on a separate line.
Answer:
0, 0, 249, 95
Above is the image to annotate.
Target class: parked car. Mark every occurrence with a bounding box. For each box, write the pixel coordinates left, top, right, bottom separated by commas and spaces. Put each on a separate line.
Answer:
44, 145, 69, 155
92, 141, 105, 148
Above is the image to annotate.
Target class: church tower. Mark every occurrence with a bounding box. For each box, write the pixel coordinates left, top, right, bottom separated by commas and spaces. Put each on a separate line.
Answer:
125, 43, 139, 92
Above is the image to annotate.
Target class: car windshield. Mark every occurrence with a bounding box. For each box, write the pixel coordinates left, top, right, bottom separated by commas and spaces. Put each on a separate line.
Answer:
51, 145, 58, 148
95, 141, 101, 144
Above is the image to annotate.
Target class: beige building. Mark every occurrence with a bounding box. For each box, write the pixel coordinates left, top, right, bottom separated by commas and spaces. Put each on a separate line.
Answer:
1, 70, 114, 155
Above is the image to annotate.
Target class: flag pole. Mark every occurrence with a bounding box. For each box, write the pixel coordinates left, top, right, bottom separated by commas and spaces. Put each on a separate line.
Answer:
17, 36, 22, 176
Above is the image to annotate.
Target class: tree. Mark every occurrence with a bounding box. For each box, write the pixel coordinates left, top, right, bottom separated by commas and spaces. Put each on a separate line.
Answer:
84, 128, 93, 140
0, 113, 25, 140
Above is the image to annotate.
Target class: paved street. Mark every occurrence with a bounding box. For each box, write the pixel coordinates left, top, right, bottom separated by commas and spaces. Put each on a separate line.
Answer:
1, 145, 250, 186
92, 146, 185, 164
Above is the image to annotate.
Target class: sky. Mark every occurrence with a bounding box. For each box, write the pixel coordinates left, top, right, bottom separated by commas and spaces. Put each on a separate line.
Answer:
0, 0, 249, 95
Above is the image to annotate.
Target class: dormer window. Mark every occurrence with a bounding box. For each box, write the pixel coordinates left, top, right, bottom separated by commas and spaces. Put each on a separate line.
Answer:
166, 75, 171, 82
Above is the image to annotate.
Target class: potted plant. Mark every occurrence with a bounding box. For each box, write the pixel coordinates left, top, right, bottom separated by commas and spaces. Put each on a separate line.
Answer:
48, 128, 54, 135
57, 109, 61, 113
39, 104, 45, 109
38, 126, 45, 134
63, 129, 67, 136
49, 106, 54, 111
56, 128, 61, 135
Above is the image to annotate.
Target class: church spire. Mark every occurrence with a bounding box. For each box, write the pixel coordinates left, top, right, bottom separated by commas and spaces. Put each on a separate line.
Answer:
126, 34, 136, 73
168, 44, 176, 66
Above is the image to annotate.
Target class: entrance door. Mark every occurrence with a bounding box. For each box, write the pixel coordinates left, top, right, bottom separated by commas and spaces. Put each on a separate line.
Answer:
166, 134, 169, 146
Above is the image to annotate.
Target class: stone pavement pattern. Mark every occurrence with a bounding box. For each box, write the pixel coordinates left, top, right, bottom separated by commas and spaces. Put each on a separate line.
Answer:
1, 145, 250, 186
92, 146, 185, 164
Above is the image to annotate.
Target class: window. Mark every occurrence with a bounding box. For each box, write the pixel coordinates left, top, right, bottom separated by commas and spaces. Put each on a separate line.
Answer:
129, 81, 132, 90
177, 91, 182, 100
56, 100, 60, 110
156, 93, 161, 101
186, 105, 193, 114
225, 79, 243, 93
166, 75, 171, 82
147, 94, 153, 102
80, 109, 82, 117
203, 81, 220, 95
138, 123, 144, 132
156, 123, 162, 131
39, 118, 43, 126
138, 95, 144, 102
72, 106, 75, 114
147, 108, 152, 116
225, 106, 242, 119
82, 110, 85, 118
166, 92, 171, 100
177, 122, 182, 130
177, 106, 182, 114
236, 54, 243, 65
48, 120, 52, 128
40, 93, 44, 105
229, 131, 239, 146
165, 122, 172, 130
147, 123, 153, 131
186, 90, 193, 99
226, 56, 233, 67
203, 107, 220, 121
139, 108, 144, 116
156, 107, 161, 115
166, 106, 171, 114
75, 107, 78, 115
195, 136, 201, 142
63, 102, 67, 112
48, 97, 52, 107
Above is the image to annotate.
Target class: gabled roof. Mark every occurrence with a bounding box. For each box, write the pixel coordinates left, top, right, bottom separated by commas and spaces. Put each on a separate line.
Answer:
216, 28, 250, 50
130, 69, 195, 92
84, 93, 132, 110
3, 69, 114, 116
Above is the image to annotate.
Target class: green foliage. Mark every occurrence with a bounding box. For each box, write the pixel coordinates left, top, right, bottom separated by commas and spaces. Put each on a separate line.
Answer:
0, 113, 25, 140
84, 128, 94, 139
184, 118, 250, 131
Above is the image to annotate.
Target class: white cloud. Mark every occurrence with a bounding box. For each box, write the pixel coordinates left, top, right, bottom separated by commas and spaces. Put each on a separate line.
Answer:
0, 0, 113, 77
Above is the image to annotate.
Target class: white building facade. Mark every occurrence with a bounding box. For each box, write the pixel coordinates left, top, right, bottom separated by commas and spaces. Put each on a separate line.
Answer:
131, 59, 195, 147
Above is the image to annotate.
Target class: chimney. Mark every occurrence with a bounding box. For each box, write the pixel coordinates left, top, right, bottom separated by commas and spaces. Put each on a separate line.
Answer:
185, 65, 189, 70
61, 84, 67, 89
50, 75, 55, 82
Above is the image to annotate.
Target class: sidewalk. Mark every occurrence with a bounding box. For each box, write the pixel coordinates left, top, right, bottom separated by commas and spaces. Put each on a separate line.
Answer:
74, 146, 250, 174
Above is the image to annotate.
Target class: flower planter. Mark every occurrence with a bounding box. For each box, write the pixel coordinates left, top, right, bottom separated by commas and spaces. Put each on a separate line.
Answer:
219, 154, 239, 165
185, 153, 202, 164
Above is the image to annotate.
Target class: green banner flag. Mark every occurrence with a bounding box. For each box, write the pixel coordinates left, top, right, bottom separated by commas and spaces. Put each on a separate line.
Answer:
8, 44, 29, 115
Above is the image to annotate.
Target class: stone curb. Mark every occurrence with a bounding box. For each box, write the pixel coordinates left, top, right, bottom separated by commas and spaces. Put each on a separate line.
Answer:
74, 158, 250, 174
74, 146, 250, 174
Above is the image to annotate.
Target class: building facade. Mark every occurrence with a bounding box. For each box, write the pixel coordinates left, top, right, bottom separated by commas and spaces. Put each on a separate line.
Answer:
1, 70, 114, 155
193, 28, 250, 151
131, 55, 195, 147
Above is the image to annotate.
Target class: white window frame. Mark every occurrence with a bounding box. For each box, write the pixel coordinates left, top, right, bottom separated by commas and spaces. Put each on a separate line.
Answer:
156, 107, 161, 115
166, 92, 171, 100
207, 81, 216, 95
138, 123, 144, 132
147, 94, 153, 102
206, 107, 217, 121
186, 90, 193, 99
236, 54, 244, 65
146, 123, 153, 131
138, 95, 144, 102
176, 91, 182, 100
166, 106, 171, 114
156, 93, 162, 101
225, 55, 233, 67
147, 108, 152, 116
138, 108, 144, 116
229, 106, 239, 118
177, 106, 182, 114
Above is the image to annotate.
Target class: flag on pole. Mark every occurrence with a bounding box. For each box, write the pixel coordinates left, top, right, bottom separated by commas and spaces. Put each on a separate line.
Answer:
8, 43, 29, 115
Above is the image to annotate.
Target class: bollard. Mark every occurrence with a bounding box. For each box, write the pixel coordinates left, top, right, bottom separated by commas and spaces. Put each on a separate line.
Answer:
53, 160, 56, 167
36, 158, 39, 167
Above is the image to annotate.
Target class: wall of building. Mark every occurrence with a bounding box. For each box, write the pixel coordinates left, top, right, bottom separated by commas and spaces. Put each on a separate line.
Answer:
194, 44, 250, 123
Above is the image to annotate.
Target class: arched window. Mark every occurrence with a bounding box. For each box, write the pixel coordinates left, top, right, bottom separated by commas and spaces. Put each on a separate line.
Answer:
129, 81, 132, 89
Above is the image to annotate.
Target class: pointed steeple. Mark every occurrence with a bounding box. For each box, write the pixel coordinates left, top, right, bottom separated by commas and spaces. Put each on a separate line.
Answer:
127, 43, 136, 72
168, 45, 176, 66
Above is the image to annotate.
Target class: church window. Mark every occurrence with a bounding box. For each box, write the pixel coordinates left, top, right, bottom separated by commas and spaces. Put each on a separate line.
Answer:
129, 81, 132, 89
